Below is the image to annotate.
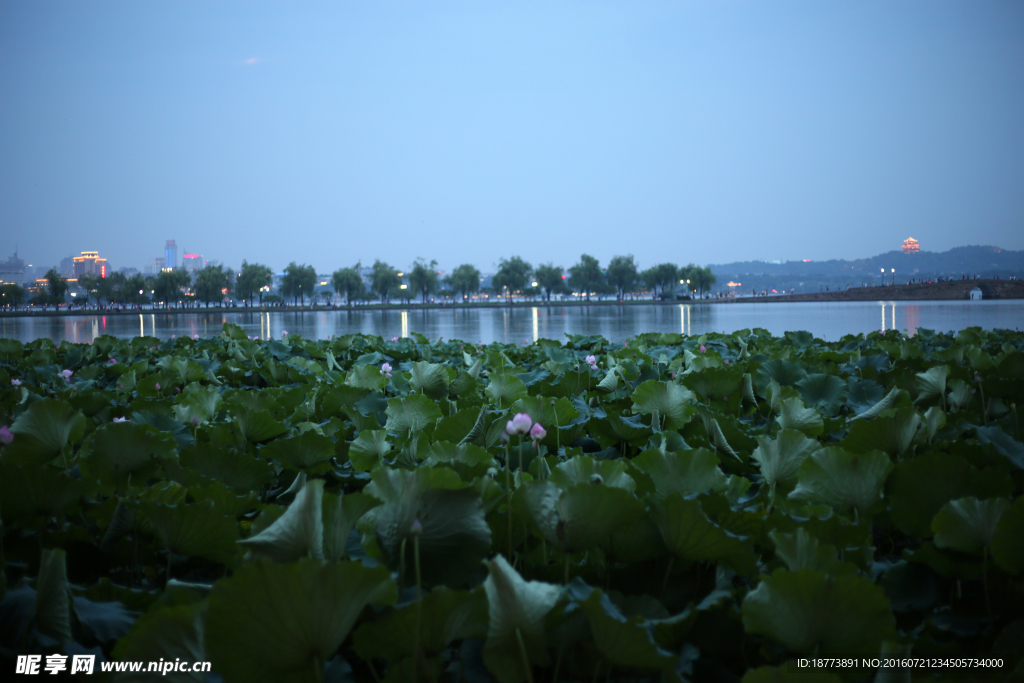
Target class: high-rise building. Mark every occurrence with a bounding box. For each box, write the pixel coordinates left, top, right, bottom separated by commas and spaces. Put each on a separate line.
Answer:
183, 253, 203, 273
73, 251, 108, 278
59, 256, 75, 278
0, 250, 27, 285
165, 240, 178, 270
901, 237, 920, 254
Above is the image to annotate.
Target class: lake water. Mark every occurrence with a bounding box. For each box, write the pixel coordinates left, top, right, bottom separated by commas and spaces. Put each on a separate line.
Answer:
1, 300, 1021, 345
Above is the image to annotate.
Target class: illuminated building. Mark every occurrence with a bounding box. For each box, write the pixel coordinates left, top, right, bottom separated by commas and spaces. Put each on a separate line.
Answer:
183, 253, 203, 273
165, 240, 178, 270
73, 251, 108, 278
901, 237, 919, 254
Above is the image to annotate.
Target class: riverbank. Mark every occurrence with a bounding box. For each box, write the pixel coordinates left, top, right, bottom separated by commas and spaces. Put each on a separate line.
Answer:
718, 278, 1024, 303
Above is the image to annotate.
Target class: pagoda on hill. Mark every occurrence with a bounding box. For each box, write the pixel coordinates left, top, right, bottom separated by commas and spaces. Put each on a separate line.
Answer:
901, 237, 920, 254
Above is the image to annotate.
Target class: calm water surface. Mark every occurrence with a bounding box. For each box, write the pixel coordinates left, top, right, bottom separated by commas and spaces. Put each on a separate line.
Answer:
2, 301, 1021, 345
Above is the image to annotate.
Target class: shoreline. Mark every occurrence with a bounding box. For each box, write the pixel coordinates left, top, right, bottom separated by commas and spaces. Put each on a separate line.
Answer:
1, 279, 1020, 319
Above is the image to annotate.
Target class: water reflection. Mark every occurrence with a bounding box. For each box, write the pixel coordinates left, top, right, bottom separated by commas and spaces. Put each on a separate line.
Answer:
2, 300, 1021, 345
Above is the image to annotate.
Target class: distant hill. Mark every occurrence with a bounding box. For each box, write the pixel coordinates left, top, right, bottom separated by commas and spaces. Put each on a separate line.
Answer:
709, 246, 1024, 294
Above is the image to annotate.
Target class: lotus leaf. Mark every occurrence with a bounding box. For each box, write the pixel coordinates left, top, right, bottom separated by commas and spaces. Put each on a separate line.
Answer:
144, 500, 240, 566
205, 559, 396, 683
651, 494, 758, 576
932, 496, 1011, 555
348, 429, 392, 471
409, 360, 451, 399
6, 398, 87, 464
751, 429, 821, 499
384, 393, 443, 434
796, 373, 848, 415
239, 479, 324, 562
549, 455, 635, 491
79, 422, 179, 494
35, 549, 72, 642
259, 429, 335, 472
990, 497, 1024, 574
775, 397, 824, 437
632, 448, 728, 498
768, 528, 851, 575
631, 380, 697, 430
322, 491, 379, 563
789, 447, 892, 518
975, 425, 1024, 470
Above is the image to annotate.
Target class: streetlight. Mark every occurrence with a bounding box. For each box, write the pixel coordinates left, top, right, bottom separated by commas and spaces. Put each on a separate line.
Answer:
891, 268, 895, 286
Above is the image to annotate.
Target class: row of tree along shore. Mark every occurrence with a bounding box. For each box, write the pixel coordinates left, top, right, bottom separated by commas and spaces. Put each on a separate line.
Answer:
720, 278, 1024, 303
0, 255, 717, 310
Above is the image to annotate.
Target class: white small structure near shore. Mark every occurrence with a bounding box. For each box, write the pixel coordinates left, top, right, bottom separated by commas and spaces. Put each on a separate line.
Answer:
970, 287, 983, 301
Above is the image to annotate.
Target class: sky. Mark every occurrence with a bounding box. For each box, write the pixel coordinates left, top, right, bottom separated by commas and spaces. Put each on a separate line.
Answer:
1, 1, 1022, 276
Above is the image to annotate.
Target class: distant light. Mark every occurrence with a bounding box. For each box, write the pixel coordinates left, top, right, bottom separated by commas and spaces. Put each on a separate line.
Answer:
400, 284, 407, 289
531, 281, 538, 287
397, 272, 404, 277
679, 279, 684, 284
803, 259, 812, 262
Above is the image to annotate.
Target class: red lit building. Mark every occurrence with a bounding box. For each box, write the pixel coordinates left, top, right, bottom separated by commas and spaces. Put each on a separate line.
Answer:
901, 237, 919, 254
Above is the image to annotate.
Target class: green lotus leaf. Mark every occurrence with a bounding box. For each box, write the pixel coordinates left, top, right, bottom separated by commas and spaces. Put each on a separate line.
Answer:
173, 386, 223, 425
651, 493, 758, 576
322, 491, 379, 563
450, 369, 479, 396
588, 411, 654, 446
847, 387, 907, 423
205, 559, 396, 683
751, 429, 821, 498
975, 425, 1024, 470
432, 407, 483, 443
144, 499, 240, 566
113, 602, 207, 682
842, 406, 921, 459
100, 496, 136, 551
239, 479, 324, 562
178, 442, 275, 492
259, 430, 335, 473
758, 359, 808, 389
766, 378, 801, 413
188, 480, 259, 518
949, 380, 975, 412
579, 586, 678, 672
914, 364, 949, 408
932, 496, 1011, 556
352, 586, 487, 661
0, 462, 87, 525
701, 411, 742, 461
742, 373, 757, 405
384, 393, 443, 434
362, 466, 491, 588
683, 365, 744, 403
741, 569, 896, 655
349, 429, 392, 471
35, 548, 72, 642
776, 397, 824, 437
424, 441, 494, 473
922, 406, 946, 442
631, 448, 728, 498
796, 373, 849, 415
549, 455, 635, 491
318, 385, 369, 419
553, 483, 647, 553
631, 380, 697, 430
482, 555, 562, 683
71, 595, 139, 645
878, 560, 944, 613
789, 447, 892, 518
886, 451, 1014, 537
991, 497, 1024, 574
5, 398, 87, 464
346, 364, 388, 391
409, 360, 451, 399
232, 408, 289, 444
768, 527, 852, 575
595, 368, 620, 393
79, 422, 179, 495
743, 666, 842, 683
847, 377, 885, 415
485, 372, 528, 408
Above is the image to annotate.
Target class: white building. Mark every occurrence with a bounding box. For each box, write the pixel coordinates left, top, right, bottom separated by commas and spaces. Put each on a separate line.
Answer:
970, 287, 982, 301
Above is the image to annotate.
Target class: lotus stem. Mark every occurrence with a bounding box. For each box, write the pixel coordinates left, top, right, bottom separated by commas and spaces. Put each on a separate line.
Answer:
414, 533, 423, 682
400, 537, 407, 588
660, 557, 675, 601
166, 552, 172, 585
506, 441, 513, 561
551, 639, 565, 683
312, 654, 324, 683
982, 547, 991, 617
515, 627, 534, 683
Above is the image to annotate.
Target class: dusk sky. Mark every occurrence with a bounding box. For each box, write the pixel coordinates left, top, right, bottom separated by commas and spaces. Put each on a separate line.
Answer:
2, 1, 1022, 276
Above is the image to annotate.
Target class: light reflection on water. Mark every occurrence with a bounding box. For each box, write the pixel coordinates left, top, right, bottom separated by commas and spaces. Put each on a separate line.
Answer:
1, 300, 1021, 345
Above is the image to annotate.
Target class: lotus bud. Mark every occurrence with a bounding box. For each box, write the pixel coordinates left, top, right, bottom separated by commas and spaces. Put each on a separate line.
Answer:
525, 337, 530, 345
486, 467, 498, 479
192, 416, 200, 426
410, 519, 423, 535
112, 416, 128, 423
671, 373, 677, 380
724, 359, 730, 365
506, 412, 533, 436
972, 388, 977, 394
550, 398, 555, 406
530, 423, 547, 442
700, 345, 706, 353
108, 358, 117, 364
11, 379, 21, 387
500, 432, 509, 445
590, 474, 603, 485
118, 383, 123, 388
60, 369, 73, 381
155, 383, 161, 390
281, 330, 289, 337
380, 362, 393, 376
172, 334, 176, 338
0, 425, 13, 444
585, 354, 597, 368
390, 336, 399, 342
193, 334, 199, 339
974, 373, 981, 383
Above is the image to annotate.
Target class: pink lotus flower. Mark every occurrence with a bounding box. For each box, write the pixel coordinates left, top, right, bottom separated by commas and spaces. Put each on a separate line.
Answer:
724, 359, 730, 365
530, 423, 547, 442
281, 330, 289, 337
60, 369, 73, 382
155, 383, 161, 390
0, 425, 13, 444
193, 334, 199, 339
525, 337, 530, 345
585, 354, 597, 368
380, 362, 393, 379
699, 345, 706, 353
112, 416, 128, 423
506, 412, 532, 436
11, 379, 22, 387
390, 336, 400, 342
108, 358, 117, 364
171, 334, 176, 338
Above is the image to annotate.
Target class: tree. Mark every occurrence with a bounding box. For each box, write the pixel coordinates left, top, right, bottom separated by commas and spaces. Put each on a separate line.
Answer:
77, 274, 101, 306
408, 259, 440, 304
1, 284, 25, 308
153, 270, 192, 307
642, 263, 679, 299
44, 269, 68, 304
568, 254, 603, 302
332, 265, 364, 307
692, 266, 717, 298
445, 264, 480, 301
235, 261, 273, 306
371, 260, 400, 304
606, 255, 638, 301
533, 263, 565, 302
281, 262, 316, 307
194, 264, 230, 308
96, 272, 122, 305
492, 256, 532, 302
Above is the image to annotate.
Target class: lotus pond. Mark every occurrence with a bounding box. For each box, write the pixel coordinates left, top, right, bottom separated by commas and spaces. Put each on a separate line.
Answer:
0, 325, 1022, 682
